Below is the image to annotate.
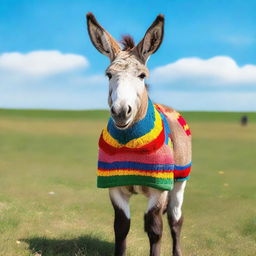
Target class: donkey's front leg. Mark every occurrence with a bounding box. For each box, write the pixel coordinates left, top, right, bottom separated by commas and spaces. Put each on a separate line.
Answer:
109, 187, 131, 256
144, 188, 168, 256
167, 181, 187, 256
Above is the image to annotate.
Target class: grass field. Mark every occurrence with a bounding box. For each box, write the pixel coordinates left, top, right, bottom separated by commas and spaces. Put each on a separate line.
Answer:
0, 109, 255, 256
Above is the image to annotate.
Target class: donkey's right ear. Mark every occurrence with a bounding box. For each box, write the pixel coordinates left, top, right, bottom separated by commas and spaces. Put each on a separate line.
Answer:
86, 13, 120, 61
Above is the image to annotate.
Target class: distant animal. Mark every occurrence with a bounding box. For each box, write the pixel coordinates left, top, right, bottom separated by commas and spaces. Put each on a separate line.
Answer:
241, 115, 248, 126
86, 13, 192, 256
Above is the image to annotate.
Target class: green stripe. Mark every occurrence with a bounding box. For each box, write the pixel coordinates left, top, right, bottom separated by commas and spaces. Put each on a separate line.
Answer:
97, 175, 173, 191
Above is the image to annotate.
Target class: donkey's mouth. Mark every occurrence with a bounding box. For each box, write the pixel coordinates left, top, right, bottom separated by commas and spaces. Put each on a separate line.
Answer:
115, 122, 129, 129
114, 120, 132, 130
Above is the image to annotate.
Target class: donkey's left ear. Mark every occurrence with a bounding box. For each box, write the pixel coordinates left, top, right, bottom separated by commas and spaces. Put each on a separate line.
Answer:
136, 14, 164, 63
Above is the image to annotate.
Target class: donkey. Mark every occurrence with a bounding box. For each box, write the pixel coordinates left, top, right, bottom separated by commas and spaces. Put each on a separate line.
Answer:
86, 13, 192, 256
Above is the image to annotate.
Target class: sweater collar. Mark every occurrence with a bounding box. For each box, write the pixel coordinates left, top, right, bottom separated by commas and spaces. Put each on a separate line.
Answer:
107, 98, 155, 145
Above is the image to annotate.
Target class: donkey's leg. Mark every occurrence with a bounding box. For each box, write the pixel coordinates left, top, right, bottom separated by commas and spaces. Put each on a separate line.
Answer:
109, 187, 131, 256
144, 188, 168, 256
167, 181, 187, 256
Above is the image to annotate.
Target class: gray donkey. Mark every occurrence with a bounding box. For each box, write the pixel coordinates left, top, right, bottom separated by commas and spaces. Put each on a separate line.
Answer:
86, 13, 192, 256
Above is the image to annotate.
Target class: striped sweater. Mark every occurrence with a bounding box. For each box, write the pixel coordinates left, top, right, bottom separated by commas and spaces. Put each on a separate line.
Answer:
97, 99, 191, 190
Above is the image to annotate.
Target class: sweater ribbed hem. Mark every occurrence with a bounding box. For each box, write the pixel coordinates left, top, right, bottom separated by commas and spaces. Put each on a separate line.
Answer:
97, 175, 173, 191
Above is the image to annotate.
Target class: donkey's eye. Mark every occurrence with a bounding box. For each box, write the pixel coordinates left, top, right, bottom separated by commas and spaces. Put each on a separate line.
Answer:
106, 72, 112, 80
138, 73, 146, 79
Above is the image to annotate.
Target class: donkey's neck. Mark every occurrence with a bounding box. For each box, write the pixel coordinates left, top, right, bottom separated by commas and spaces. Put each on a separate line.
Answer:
133, 87, 148, 124
107, 97, 155, 145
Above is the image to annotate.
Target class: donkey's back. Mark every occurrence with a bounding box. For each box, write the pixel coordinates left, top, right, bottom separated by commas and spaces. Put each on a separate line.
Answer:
157, 104, 192, 168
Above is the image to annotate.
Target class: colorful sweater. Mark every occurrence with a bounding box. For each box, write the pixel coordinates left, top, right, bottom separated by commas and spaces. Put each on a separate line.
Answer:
97, 99, 191, 191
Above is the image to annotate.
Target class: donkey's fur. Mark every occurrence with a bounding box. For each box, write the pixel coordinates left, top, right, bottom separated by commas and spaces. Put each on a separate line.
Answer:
86, 13, 192, 256
120, 35, 135, 50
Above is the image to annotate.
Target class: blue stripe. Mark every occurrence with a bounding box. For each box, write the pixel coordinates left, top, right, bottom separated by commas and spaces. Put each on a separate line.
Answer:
174, 162, 192, 170
98, 161, 174, 171
175, 176, 190, 181
107, 99, 156, 144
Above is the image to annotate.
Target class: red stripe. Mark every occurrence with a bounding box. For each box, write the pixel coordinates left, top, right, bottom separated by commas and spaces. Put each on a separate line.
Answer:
185, 129, 191, 136
177, 115, 191, 136
98, 145, 174, 164
99, 124, 165, 155
173, 166, 191, 179
177, 115, 187, 126
154, 104, 165, 114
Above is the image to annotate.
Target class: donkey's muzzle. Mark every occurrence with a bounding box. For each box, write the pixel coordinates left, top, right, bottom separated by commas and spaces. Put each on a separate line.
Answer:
111, 105, 132, 128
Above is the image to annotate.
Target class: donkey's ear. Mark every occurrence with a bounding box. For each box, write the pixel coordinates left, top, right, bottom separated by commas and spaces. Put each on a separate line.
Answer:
86, 13, 121, 60
136, 14, 164, 63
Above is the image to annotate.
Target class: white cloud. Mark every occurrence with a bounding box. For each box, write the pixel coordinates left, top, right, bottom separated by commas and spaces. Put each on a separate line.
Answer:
151, 56, 256, 86
0, 90, 108, 110
151, 91, 256, 111
0, 50, 88, 76
72, 74, 106, 86
0, 51, 256, 111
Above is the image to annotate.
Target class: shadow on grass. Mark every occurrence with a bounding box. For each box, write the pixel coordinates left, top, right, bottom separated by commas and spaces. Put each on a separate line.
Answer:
22, 235, 114, 256
241, 217, 256, 241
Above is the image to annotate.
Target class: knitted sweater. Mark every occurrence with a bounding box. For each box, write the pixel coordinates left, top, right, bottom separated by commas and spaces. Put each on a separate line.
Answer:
97, 99, 191, 191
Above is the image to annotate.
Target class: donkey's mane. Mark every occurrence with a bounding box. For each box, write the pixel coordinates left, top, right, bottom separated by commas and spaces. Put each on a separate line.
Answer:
120, 35, 135, 51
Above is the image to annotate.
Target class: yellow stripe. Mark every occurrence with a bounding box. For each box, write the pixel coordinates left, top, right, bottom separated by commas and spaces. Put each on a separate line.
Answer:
183, 124, 189, 131
102, 107, 163, 149
102, 128, 123, 148
98, 170, 174, 179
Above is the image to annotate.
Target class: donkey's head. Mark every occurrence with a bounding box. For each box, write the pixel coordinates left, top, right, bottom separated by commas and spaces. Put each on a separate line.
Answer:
86, 13, 164, 129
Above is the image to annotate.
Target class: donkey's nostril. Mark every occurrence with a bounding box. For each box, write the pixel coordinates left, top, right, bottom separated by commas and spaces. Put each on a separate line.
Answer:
111, 106, 116, 115
127, 105, 132, 115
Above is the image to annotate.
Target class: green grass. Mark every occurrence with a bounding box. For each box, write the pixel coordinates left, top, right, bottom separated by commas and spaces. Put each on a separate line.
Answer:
0, 109, 255, 256
0, 109, 108, 120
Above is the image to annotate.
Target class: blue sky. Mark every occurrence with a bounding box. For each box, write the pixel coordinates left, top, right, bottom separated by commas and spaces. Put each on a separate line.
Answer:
0, 0, 256, 111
